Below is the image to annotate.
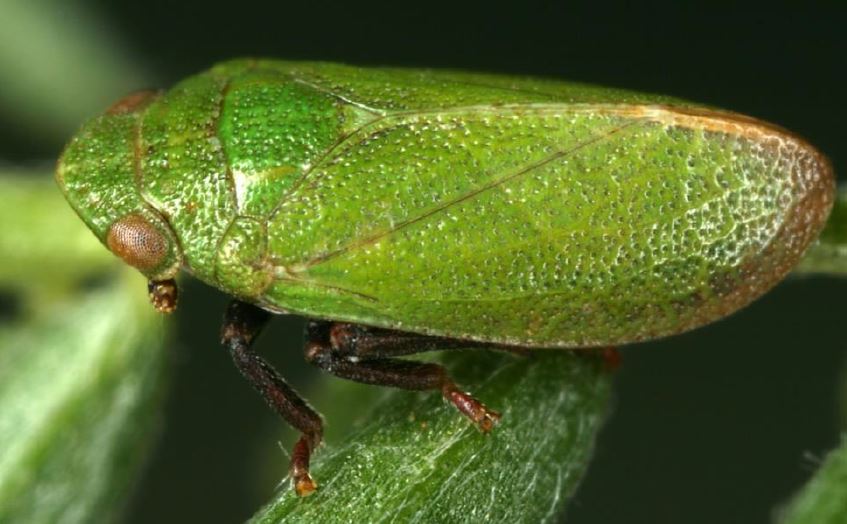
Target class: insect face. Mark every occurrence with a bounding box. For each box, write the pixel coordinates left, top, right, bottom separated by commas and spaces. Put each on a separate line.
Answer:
55, 91, 182, 284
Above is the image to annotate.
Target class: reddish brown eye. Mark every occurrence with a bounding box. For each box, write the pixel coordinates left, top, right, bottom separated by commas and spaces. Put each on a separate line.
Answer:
107, 214, 169, 271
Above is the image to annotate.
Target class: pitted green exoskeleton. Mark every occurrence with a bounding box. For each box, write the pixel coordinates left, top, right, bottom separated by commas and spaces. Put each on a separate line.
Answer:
56, 59, 836, 495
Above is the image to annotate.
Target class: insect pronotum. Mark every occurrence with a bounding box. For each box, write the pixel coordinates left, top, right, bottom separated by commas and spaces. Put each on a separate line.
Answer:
56, 59, 835, 495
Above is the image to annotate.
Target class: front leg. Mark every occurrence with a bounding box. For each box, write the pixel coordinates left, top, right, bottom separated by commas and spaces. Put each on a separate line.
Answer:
221, 300, 323, 496
304, 321, 501, 432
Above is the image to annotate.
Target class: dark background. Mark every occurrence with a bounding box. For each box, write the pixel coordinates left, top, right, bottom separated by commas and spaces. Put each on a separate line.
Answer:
5, 2, 845, 523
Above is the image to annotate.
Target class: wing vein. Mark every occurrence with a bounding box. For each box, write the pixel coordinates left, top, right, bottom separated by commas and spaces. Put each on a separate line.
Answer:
302, 118, 645, 269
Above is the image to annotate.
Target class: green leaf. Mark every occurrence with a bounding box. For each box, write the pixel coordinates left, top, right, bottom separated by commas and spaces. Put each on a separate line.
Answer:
0, 173, 114, 313
779, 435, 847, 524
796, 184, 847, 276
778, 360, 847, 524
252, 350, 613, 523
0, 173, 170, 523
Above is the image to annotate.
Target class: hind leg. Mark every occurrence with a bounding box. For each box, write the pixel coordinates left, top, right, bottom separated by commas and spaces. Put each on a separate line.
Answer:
303, 321, 501, 432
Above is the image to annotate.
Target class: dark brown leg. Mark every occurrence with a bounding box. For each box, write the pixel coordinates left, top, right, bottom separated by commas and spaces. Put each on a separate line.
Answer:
221, 300, 323, 496
303, 321, 501, 432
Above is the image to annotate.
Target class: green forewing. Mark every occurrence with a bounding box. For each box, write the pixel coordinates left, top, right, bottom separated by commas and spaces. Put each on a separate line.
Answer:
217, 67, 351, 218
217, 61, 828, 347
262, 104, 820, 346
238, 60, 684, 111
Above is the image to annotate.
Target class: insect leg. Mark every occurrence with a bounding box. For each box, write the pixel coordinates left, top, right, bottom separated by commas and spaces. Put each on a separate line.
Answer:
315, 321, 529, 358
221, 300, 322, 497
303, 321, 501, 432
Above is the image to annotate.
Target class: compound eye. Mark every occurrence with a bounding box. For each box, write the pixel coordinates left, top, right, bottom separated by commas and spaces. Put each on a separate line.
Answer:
107, 214, 169, 272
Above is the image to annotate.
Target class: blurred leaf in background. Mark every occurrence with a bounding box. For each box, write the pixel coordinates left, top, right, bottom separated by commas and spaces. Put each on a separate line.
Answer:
0, 174, 113, 311
0, 2, 169, 521
0, 176, 171, 523
796, 186, 847, 277
777, 224, 847, 524
779, 435, 847, 524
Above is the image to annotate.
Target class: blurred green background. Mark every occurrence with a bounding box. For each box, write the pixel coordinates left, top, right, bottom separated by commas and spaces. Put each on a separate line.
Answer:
0, 1, 845, 523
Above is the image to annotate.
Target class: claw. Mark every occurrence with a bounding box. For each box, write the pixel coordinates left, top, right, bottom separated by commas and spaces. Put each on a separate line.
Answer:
290, 434, 318, 497
474, 408, 502, 433
443, 385, 501, 432
294, 472, 317, 497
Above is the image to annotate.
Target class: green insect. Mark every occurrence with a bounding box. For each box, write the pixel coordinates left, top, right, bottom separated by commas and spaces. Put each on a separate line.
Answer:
56, 59, 835, 496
